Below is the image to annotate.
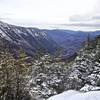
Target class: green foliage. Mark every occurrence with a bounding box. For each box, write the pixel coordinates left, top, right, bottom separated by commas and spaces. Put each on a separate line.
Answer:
0, 42, 31, 100
96, 35, 100, 48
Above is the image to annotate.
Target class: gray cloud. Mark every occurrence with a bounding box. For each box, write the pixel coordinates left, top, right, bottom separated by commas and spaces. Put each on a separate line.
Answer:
0, 17, 11, 20
69, 14, 100, 26
62, 23, 100, 28
69, 0, 100, 24
69, 15, 91, 22
92, 16, 100, 20
0, 0, 100, 28
0, 12, 14, 21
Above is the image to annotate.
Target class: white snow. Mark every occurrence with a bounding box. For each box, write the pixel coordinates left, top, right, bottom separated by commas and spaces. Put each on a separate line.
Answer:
34, 32, 39, 37
0, 29, 12, 41
48, 90, 100, 100
80, 84, 100, 92
41, 32, 47, 37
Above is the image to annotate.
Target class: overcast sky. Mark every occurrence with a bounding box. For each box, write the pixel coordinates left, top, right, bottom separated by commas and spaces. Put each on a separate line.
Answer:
0, 0, 100, 27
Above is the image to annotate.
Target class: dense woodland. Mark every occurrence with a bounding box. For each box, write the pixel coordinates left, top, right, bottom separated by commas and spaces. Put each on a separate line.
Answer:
0, 35, 100, 100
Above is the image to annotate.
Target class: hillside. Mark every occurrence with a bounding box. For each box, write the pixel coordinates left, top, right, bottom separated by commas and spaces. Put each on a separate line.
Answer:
0, 21, 100, 58
42, 29, 100, 57
0, 21, 59, 56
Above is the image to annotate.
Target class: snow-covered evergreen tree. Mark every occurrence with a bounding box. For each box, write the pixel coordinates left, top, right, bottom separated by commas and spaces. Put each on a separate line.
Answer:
65, 35, 100, 91
29, 54, 67, 99
28, 35, 100, 99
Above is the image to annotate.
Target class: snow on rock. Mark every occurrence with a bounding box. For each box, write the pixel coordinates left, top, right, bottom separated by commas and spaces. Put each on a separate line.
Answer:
48, 90, 100, 100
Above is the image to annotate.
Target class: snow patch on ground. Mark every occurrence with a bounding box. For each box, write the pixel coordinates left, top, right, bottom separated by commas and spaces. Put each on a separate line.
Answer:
48, 90, 100, 100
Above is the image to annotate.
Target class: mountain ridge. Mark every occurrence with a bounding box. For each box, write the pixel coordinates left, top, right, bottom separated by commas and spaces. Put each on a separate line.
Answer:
0, 21, 100, 58
0, 21, 59, 56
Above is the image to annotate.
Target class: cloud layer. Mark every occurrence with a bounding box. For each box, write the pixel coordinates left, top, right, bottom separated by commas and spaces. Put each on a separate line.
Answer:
0, 0, 100, 27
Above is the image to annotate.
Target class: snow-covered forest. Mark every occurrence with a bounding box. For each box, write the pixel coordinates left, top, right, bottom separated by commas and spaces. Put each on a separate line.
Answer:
0, 35, 100, 100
